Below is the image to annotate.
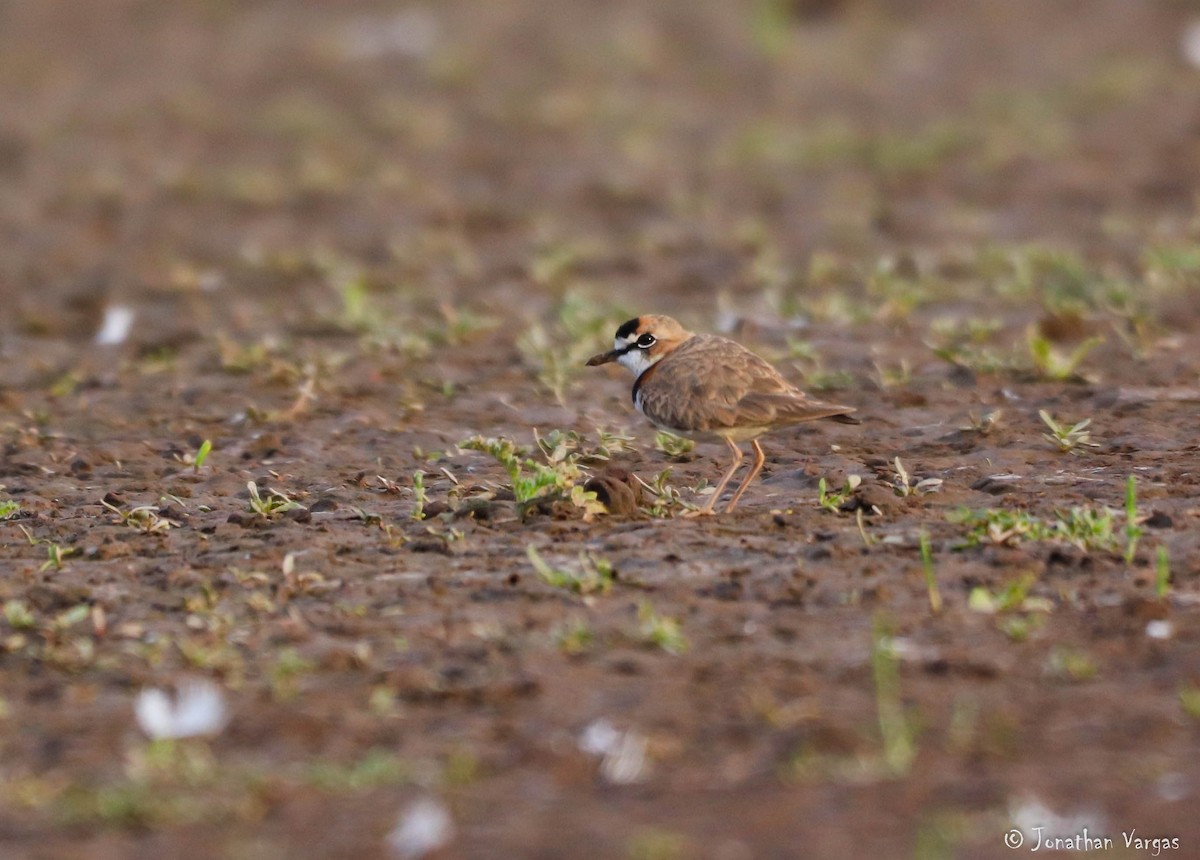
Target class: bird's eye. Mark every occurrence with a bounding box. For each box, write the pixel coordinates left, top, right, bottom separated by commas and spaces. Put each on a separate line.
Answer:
636, 333, 656, 348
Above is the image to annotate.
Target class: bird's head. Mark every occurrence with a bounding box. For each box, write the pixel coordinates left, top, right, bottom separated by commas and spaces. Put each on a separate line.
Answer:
585, 314, 692, 377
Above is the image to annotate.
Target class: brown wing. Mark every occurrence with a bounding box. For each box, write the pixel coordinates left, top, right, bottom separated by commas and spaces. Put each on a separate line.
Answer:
639, 334, 855, 433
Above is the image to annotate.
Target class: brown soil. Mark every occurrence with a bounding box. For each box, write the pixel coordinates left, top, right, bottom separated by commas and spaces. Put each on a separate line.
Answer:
3, 1, 1200, 858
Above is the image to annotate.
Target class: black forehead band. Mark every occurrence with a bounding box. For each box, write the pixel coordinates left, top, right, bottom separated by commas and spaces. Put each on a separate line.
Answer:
614, 317, 641, 340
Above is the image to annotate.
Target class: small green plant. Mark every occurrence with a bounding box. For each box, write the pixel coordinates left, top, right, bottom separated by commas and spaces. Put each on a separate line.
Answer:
855, 508, 876, 546
305, 749, 409, 792
627, 828, 687, 860
516, 322, 575, 405
1156, 546, 1171, 598
1180, 684, 1200, 721
876, 356, 916, 391
931, 344, 1013, 375
331, 271, 430, 356
1055, 506, 1119, 553
592, 428, 637, 460
3, 600, 35, 630
817, 474, 861, 512
460, 432, 605, 519
1026, 327, 1104, 381
269, 647, 315, 701
532, 428, 635, 465
0, 500, 19, 520
635, 468, 697, 518
535, 429, 581, 463
422, 524, 464, 548
637, 602, 688, 655
247, 482, 304, 518
1039, 410, 1100, 454
18, 525, 79, 572
967, 574, 1049, 614
516, 291, 629, 404
41, 542, 76, 572
919, 531, 942, 614
800, 367, 857, 391
336, 275, 377, 333
556, 620, 595, 655
427, 302, 497, 346
1044, 647, 1097, 682
997, 613, 1045, 643
410, 470, 428, 521
892, 457, 942, 497
950, 505, 1121, 553
959, 408, 1003, 436
949, 507, 1046, 547
750, 0, 794, 58
526, 545, 615, 596
101, 500, 177, 534
892, 457, 911, 497
50, 604, 90, 636
192, 438, 213, 472
529, 240, 588, 288
654, 431, 694, 460
1124, 475, 1142, 565
872, 617, 917, 775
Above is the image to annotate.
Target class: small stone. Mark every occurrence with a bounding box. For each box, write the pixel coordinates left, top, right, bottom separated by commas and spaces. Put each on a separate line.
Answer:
1144, 511, 1173, 529
584, 468, 643, 516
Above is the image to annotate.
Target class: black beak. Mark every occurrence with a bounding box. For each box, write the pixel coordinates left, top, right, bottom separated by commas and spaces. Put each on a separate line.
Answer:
586, 349, 619, 367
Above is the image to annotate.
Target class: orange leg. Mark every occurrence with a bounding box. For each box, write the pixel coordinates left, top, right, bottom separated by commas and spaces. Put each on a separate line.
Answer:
695, 437, 744, 515
725, 439, 766, 512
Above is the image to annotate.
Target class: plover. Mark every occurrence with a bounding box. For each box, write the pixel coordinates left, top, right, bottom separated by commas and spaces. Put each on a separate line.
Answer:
586, 314, 857, 514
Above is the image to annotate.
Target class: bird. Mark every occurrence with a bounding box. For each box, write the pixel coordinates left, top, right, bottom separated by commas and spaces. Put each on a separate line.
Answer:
586, 314, 858, 515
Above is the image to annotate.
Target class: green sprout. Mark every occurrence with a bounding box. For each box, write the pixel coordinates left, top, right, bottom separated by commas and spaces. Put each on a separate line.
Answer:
891, 458, 942, 497
1026, 328, 1104, 381
1180, 684, 1200, 721
968, 573, 1052, 641
654, 431, 694, 460
411, 470, 428, 521
1156, 546, 1171, 598
1124, 475, 1142, 565
855, 508, 876, 546
526, 545, 615, 596
817, 474, 861, 512
1039, 410, 1100, 454
591, 428, 637, 460
1044, 647, 1098, 682
919, 531, 942, 614
872, 617, 917, 776
517, 291, 629, 404
247, 482, 304, 518
634, 468, 697, 518
967, 574, 1050, 614
3, 600, 35, 630
192, 439, 212, 472
556, 620, 596, 655
959, 408, 1003, 436
637, 602, 688, 655
0, 500, 19, 520
427, 302, 497, 346
101, 501, 177, 534
18, 525, 79, 572
460, 432, 605, 519
950, 505, 1122, 554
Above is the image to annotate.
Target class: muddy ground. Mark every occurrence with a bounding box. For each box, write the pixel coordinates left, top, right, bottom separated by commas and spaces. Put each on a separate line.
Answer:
2, 1, 1200, 858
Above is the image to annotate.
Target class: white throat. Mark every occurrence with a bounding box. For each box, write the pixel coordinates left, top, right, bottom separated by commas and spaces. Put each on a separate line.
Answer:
613, 337, 662, 377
